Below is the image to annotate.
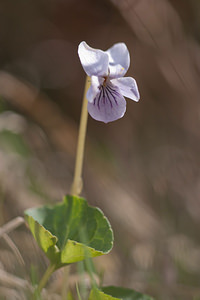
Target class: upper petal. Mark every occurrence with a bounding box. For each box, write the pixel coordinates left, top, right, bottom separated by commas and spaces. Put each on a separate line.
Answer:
78, 41, 109, 77
111, 77, 140, 102
106, 43, 130, 78
87, 84, 126, 123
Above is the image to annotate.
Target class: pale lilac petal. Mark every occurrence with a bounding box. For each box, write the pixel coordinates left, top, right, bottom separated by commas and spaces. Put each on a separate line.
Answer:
111, 77, 140, 102
78, 41, 109, 77
87, 85, 126, 123
86, 76, 104, 103
106, 43, 130, 78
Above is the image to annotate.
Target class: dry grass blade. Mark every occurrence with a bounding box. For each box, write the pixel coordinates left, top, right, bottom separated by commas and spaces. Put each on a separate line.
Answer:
0, 286, 26, 300
0, 217, 24, 238
0, 269, 31, 291
2, 233, 25, 267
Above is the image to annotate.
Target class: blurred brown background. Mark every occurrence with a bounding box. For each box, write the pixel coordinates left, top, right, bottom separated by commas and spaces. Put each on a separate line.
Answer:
0, 0, 200, 299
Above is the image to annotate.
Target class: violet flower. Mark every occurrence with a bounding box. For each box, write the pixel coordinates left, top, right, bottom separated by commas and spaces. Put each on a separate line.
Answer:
78, 41, 140, 123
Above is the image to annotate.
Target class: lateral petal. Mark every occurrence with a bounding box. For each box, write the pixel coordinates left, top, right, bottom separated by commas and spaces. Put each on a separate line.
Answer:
111, 77, 140, 102
78, 41, 109, 77
86, 76, 104, 103
106, 43, 130, 78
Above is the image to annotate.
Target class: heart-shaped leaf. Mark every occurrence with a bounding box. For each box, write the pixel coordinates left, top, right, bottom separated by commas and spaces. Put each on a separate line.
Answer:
101, 286, 155, 300
24, 195, 113, 268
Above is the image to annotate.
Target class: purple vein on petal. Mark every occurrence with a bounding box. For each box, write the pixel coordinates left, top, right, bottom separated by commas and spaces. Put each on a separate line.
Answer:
104, 88, 113, 108
94, 89, 102, 109
106, 85, 119, 105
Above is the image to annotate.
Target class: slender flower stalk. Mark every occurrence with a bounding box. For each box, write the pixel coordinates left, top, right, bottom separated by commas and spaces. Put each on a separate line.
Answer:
70, 76, 90, 196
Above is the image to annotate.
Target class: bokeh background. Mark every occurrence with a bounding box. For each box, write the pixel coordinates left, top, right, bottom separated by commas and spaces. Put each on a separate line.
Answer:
0, 0, 200, 299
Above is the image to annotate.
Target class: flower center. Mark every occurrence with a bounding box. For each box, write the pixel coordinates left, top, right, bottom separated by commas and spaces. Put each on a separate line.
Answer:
103, 76, 108, 86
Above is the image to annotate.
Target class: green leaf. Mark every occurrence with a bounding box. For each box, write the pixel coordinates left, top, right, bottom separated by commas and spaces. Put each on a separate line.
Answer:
101, 286, 155, 300
24, 195, 113, 268
89, 288, 120, 300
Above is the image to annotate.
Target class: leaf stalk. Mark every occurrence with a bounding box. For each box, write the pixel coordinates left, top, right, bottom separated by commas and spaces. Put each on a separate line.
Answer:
33, 263, 56, 299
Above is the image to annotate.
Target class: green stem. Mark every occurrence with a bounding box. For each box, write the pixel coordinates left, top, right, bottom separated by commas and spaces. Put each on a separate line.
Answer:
34, 263, 56, 298
70, 76, 90, 196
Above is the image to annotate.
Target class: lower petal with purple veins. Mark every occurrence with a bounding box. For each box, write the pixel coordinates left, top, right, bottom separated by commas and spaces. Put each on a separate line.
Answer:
87, 86, 126, 123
